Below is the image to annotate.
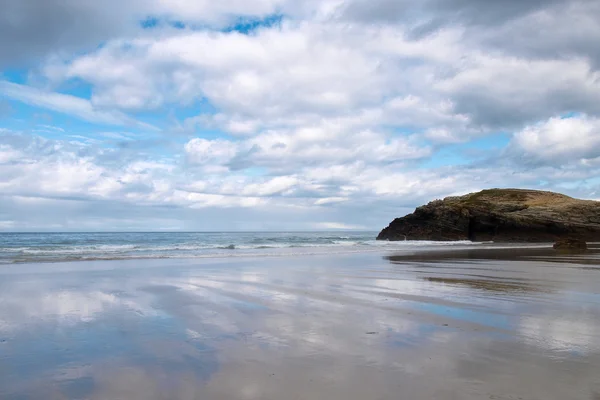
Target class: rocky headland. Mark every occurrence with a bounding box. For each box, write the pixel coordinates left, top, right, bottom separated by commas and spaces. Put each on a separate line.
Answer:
377, 189, 600, 242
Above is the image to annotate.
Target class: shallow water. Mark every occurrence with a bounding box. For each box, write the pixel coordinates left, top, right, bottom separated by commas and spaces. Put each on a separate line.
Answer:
1, 246, 599, 399
0, 231, 376, 264
0, 231, 491, 264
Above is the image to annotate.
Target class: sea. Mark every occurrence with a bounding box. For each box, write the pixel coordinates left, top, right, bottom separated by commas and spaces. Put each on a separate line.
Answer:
0, 231, 485, 264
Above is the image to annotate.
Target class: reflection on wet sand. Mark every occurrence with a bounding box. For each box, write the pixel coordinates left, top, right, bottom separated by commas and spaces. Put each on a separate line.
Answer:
386, 243, 600, 265
423, 277, 542, 292
1, 247, 600, 399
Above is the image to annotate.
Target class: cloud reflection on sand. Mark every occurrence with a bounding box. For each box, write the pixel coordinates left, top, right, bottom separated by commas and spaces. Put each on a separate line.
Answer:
0, 250, 599, 399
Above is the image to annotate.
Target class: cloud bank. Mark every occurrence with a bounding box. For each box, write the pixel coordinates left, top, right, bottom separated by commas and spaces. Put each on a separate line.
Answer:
0, 0, 599, 230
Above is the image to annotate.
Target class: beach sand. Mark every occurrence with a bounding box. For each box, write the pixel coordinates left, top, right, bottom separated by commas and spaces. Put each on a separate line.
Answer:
1, 245, 600, 399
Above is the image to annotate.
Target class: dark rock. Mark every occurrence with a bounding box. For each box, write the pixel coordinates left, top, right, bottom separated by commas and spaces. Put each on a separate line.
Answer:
553, 238, 587, 250
377, 189, 600, 242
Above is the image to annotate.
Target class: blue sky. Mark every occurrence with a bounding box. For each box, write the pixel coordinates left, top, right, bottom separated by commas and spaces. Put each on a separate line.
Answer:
1, 0, 599, 231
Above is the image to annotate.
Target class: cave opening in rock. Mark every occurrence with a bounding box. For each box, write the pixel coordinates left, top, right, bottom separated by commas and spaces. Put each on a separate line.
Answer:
468, 217, 477, 241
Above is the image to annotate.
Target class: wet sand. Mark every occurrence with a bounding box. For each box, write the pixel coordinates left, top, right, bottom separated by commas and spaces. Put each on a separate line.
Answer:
1, 245, 600, 399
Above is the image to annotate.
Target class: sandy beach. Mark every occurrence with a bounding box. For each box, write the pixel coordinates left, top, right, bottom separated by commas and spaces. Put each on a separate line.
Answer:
1, 244, 600, 399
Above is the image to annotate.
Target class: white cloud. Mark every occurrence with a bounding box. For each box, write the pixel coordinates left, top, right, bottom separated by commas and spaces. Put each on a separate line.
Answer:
314, 197, 348, 205
437, 56, 600, 128
0, 220, 14, 228
48, 23, 391, 117
314, 222, 366, 230
2, 109, 600, 232
0, 144, 22, 164
184, 126, 431, 173
182, 192, 268, 209
241, 176, 299, 196
510, 115, 600, 164
184, 138, 239, 166
43, 14, 600, 136
1, 0, 600, 231
0, 80, 155, 128
0, 0, 303, 67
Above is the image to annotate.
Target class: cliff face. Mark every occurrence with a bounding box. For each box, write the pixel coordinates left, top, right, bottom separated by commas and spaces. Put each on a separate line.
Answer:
377, 189, 600, 242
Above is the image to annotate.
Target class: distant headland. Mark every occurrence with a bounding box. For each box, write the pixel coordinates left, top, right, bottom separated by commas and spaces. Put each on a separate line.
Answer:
377, 189, 600, 242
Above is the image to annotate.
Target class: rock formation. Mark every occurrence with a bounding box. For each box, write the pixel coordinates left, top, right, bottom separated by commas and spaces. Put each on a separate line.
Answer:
377, 189, 600, 242
553, 238, 587, 250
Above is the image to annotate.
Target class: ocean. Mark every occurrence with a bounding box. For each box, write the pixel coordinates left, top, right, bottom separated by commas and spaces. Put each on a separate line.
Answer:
0, 231, 481, 264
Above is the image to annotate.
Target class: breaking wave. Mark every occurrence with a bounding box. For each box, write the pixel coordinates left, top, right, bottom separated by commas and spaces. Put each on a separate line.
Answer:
0, 231, 509, 265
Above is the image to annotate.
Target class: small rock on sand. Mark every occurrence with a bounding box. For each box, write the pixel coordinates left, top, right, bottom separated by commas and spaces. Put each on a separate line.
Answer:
553, 238, 587, 251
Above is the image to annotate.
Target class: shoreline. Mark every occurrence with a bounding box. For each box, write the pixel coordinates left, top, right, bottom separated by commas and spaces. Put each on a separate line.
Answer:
0, 241, 559, 266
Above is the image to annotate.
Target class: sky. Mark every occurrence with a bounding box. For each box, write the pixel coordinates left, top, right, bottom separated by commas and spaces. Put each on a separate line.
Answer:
0, 0, 599, 232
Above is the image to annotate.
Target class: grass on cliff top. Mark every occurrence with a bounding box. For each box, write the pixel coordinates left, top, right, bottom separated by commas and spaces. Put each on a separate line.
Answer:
444, 188, 592, 209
